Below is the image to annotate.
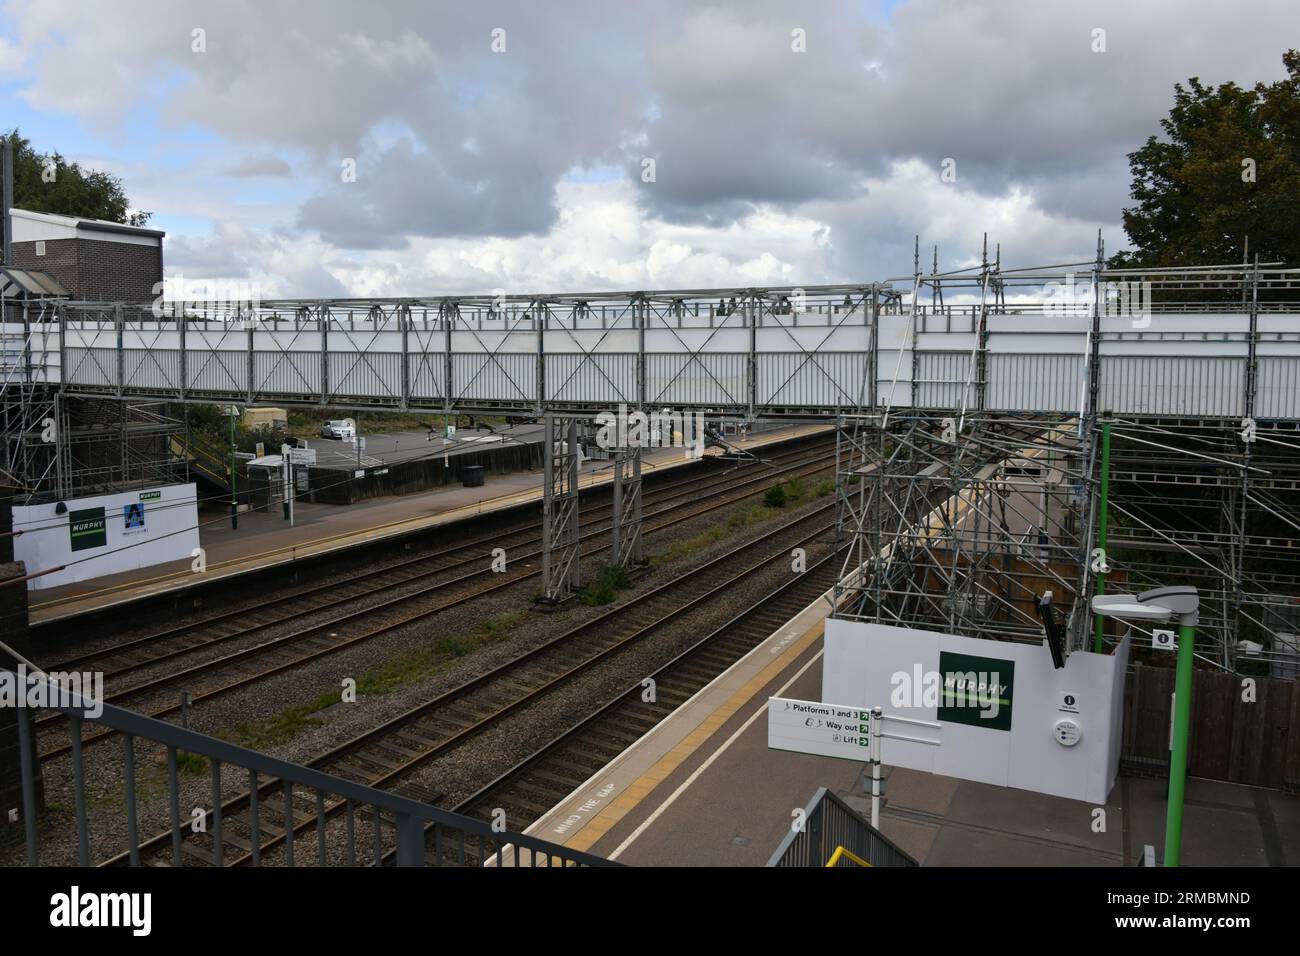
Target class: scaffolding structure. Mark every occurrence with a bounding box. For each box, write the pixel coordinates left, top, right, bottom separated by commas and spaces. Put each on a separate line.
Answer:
3, 237, 1298, 677
1, 286, 63, 500
833, 242, 1300, 679
3, 281, 184, 503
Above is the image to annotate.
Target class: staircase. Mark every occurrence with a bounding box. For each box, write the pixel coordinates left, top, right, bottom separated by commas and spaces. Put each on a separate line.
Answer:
171, 432, 241, 495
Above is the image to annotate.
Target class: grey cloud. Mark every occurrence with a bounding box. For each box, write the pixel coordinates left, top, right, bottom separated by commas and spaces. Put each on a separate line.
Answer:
8, 0, 1296, 273
222, 156, 293, 178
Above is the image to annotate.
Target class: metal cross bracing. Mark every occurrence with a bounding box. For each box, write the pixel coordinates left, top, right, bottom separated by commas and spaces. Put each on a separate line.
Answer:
832, 411, 1094, 646
541, 414, 582, 603
611, 442, 645, 570
2, 293, 65, 500
541, 413, 646, 603
36, 259, 1300, 421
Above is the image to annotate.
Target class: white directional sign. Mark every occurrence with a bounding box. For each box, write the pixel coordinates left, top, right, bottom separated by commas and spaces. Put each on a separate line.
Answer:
283, 446, 316, 465
768, 697, 872, 761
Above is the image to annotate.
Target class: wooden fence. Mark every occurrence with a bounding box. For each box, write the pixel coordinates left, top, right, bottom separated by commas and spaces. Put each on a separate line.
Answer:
1122, 660, 1300, 792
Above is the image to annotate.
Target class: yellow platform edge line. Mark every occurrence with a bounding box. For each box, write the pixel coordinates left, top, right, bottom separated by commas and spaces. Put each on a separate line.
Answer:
563, 619, 826, 855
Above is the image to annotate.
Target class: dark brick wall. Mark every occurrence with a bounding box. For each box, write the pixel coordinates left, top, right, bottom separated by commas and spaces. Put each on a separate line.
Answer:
78, 238, 162, 303
9, 237, 79, 297
11, 236, 161, 302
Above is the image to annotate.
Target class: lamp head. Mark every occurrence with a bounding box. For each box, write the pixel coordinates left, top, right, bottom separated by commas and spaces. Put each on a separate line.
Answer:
1091, 595, 1173, 622
1092, 586, 1199, 625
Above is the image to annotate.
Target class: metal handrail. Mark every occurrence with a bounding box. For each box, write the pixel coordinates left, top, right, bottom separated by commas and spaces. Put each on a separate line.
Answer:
4, 658, 615, 868
825, 846, 872, 867
767, 786, 918, 868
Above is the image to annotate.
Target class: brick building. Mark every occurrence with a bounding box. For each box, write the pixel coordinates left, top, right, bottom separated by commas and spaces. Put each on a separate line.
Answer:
6, 208, 164, 302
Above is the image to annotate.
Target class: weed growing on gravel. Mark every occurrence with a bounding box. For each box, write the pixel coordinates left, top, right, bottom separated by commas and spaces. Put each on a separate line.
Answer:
579, 563, 632, 606
221, 612, 528, 748
763, 483, 787, 508
648, 469, 835, 568
174, 749, 211, 776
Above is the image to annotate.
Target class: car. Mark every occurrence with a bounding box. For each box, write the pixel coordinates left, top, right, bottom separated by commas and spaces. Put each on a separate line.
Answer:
320, 419, 356, 440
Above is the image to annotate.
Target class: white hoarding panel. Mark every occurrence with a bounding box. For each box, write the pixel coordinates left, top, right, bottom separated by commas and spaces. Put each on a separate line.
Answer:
822, 618, 1129, 804
13, 484, 201, 590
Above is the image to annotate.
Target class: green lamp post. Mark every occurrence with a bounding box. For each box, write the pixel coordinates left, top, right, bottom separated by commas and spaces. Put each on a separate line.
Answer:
1092, 585, 1199, 867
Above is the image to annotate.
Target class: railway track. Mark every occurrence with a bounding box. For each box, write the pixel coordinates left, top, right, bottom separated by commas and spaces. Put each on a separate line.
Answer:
448, 551, 840, 855
40, 440, 836, 761
102, 497, 838, 866
48, 437, 828, 679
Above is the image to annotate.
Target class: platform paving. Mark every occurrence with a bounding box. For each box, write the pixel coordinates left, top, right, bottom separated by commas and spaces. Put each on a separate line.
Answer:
523, 586, 1298, 868
26, 422, 826, 624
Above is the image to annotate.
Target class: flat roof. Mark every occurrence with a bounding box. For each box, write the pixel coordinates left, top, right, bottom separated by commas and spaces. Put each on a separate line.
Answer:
8, 207, 166, 240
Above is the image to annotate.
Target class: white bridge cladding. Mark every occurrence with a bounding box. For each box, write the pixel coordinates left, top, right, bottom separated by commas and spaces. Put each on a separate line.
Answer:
17, 272, 1300, 419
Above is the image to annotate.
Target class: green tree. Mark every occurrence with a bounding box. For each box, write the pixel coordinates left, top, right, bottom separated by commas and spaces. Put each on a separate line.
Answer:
1111, 50, 1300, 268
2, 129, 151, 226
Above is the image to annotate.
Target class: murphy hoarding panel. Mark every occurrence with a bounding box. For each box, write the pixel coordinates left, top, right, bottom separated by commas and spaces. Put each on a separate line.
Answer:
14, 484, 200, 590
68, 507, 106, 552
822, 619, 1129, 804
937, 650, 1015, 732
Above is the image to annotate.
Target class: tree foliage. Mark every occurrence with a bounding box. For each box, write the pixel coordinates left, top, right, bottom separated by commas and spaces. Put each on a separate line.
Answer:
2, 128, 151, 226
1111, 50, 1300, 268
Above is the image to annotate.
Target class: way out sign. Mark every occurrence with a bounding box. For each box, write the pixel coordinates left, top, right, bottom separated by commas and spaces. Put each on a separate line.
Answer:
768, 697, 871, 760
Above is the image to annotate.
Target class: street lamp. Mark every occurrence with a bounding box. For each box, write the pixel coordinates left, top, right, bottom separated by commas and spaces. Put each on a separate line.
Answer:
1092, 585, 1199, 867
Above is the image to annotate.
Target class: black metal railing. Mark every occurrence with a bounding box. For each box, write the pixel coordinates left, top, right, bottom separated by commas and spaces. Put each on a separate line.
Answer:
767, 787, 919, 868
5, 661, 615, 868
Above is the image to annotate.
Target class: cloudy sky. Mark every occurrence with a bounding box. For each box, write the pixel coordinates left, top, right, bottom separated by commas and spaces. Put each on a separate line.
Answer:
0, 0, 1293, 298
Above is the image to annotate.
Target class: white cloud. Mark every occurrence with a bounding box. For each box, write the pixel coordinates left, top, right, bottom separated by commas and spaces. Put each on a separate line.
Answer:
2, 0, 1293, 296
163, 167, 1113, 298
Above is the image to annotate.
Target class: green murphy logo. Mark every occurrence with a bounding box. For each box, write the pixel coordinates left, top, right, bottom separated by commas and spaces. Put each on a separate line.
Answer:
937, 650, 1015, 731
139, 490, 162, 502
69, 507, 107, 552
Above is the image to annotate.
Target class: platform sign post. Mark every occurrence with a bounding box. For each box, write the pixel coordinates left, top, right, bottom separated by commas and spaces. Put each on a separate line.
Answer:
869, 705, 883, 829
768, 697, 940, 832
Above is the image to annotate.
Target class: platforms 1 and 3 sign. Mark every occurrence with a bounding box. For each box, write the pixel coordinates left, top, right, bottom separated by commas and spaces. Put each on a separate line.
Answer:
767, 697, 873, 760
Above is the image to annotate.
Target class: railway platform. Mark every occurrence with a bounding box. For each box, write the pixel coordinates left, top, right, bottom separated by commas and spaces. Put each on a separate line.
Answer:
25, 423, 828, 625
524, 587, 1300, 867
